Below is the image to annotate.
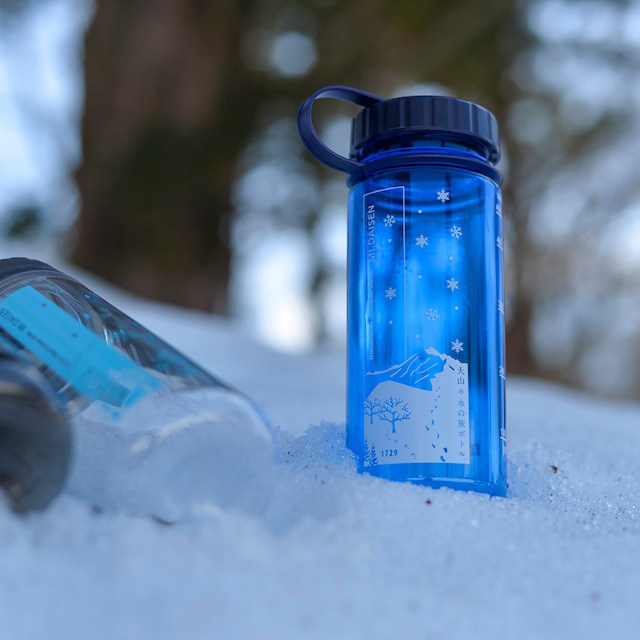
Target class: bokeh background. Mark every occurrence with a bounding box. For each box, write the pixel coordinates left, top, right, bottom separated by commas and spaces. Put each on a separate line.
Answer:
2, 0, 640, 399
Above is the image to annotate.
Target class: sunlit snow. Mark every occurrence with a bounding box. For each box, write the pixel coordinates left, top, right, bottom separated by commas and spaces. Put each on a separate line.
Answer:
0, 258, 639, 639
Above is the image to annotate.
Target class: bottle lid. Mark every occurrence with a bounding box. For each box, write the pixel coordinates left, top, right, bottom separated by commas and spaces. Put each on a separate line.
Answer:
350, 95, 500, 164
298, 85, 501, 176
0, 357, 72, 512
0, 257, 56, 280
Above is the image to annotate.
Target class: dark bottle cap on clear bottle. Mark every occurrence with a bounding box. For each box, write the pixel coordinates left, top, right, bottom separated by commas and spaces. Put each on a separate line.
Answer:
0, 353, 72, 512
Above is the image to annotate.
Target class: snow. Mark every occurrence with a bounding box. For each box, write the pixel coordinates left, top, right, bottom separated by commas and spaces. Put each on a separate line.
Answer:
2, 265, 640, 639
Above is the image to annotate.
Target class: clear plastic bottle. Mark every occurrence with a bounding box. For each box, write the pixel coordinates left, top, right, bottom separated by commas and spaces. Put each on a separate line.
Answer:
298, 86, 506, 496
0, 346, 72, 512
0, 258, 277, 521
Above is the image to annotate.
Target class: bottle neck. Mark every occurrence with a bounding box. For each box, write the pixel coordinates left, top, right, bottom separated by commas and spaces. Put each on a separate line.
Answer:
353, 132, 493, 164
346, 134, 502, 188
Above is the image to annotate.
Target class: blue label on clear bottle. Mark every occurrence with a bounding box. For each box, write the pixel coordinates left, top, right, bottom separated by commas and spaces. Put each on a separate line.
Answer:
0, 286, 161, 406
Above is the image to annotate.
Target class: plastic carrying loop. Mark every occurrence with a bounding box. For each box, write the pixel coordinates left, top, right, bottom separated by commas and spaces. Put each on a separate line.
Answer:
297, 85, 383, 174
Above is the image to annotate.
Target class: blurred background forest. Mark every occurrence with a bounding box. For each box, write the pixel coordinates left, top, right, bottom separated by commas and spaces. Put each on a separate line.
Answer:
1, 0, 640, 399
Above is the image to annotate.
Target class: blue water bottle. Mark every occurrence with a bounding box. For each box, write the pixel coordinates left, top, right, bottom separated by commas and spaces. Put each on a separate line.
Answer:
298, 86, 506, 496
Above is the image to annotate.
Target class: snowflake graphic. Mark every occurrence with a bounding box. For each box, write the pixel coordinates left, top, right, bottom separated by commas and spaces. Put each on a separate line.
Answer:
415, 234, 429, 249
450, 225, 462, 239
425, 308, 439, 321
385, 287, 397, 300
436, 189, 451, 203
451, 339, 464, 354
446, 277, 459, 291
384, 214, 396, 227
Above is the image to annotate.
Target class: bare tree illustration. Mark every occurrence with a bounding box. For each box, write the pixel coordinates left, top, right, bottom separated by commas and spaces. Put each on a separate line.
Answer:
364, 397, 383, 424
378, 397, 411, 433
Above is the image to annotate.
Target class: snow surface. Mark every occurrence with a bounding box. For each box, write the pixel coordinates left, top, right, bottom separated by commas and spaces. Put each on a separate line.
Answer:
2, 263, 640, 639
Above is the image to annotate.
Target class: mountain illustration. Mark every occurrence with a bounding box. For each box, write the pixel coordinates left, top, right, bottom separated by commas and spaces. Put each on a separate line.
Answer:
366, 347, 448, 391
363, 348, 469, 467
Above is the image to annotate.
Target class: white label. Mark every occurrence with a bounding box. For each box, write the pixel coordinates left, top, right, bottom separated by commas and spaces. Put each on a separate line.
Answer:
363, 348, 469, 465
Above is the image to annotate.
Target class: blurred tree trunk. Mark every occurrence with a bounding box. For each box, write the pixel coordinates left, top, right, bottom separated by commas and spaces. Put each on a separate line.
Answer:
73, 0, 261, 312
